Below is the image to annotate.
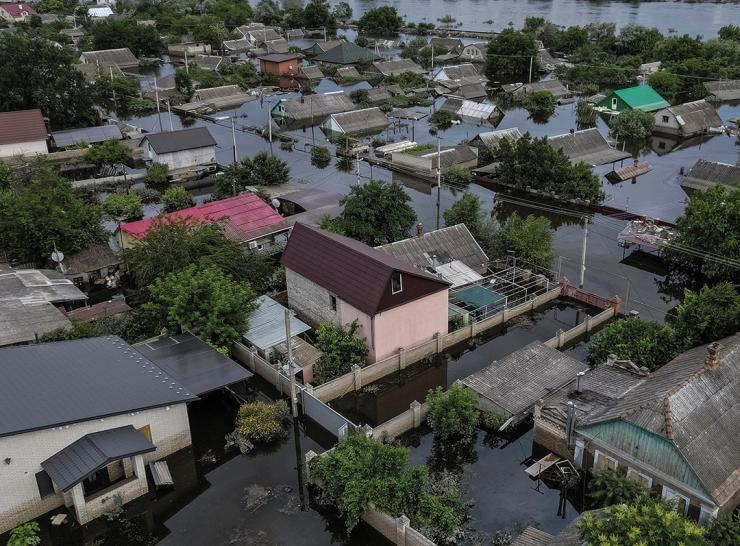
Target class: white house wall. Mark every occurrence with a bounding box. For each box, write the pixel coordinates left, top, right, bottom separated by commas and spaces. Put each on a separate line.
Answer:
145, 144, 216, 170
0, 404, 191, 533
0, 140, 48, 159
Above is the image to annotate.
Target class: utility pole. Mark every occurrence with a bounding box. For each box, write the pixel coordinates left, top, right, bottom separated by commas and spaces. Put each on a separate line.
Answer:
284, 308, 298, 418
109, 66, 116, 106
166, 99, 174, 131
231, 117, 238, 163
579, 216, 588, 289
154, 77, 162, 132
528, 56, 533, 83
310, 95, 315, 146
436, 136, 442, 230
267, 102, 273, 157
184, 49, 189, 74
356, 151, 360, 185
431, 42, 434, 75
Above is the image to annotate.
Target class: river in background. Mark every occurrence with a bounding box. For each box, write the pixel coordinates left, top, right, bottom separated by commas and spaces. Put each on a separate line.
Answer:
346, 0, 740, 37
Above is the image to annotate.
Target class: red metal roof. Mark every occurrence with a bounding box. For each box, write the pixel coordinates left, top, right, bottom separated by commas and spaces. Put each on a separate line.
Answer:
0, 109, 47, 146
120, 193, 285, 241
281, 223, 449, 316
0, 3, 36, 17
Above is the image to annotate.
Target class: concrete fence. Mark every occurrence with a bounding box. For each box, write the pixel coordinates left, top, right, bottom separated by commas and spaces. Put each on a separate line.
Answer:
543, 305, 617, 350
372, 401, 429, 441
232, 342, 294, 395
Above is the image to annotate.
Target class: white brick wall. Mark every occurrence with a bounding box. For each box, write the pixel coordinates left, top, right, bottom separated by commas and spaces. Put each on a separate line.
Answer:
286, 268, 341, 327
0, 404, 191, 534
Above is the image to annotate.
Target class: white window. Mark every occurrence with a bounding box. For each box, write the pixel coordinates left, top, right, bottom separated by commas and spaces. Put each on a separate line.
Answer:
699, 504, 718, 526
627, 468, 653, 489
662, 486, 690, 516
391, 272, 403, 294
329, 295, 337, 312
594, 449, 618, 472
611, 97, 618, 110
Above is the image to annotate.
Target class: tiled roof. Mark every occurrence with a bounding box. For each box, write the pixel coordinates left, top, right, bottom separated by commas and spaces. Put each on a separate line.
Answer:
120, 193, 284, 242
659, 99, 723, 135
314, 42, 380, 64
548, 128, 631, 166
0, 109, 47, 145
281, 223, 449, 316
0, 2, 36, 17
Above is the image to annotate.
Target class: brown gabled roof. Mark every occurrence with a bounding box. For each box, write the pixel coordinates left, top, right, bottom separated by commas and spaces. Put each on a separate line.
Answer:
281, 223, 449, 316
0, 109, 47, 145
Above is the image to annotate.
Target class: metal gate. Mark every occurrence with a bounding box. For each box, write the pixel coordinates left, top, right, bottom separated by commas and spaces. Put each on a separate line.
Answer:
301, 389, 356, 439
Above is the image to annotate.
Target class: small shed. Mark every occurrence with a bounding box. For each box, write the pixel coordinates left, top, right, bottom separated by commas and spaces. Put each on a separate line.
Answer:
682, 159, 740, 192
597, 84, 669, 113
62, 243, 121, 289
140, 127, 216, 170
297, 64, 324, 81
653, 99, 723, 138
51, 125, 123, 149
440, 97, 501, 124
271, 91, 355, 122
259, 53, 299, 77
322, 107, 390, 136
243, 295, 311, 362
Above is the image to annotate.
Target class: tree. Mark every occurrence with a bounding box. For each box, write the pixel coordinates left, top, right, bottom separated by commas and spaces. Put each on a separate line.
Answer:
357, 6, 403, 36
617, 24, 663, 57
310, 145, 331, 167
84, 140, 130, 172
142, 265, 257, 349
303, 0, 335, 30
498, 213, 554, 270
442, 165, 473, 187
382, 71, 427, 89
718, 25, 740, 42
485, 29, 537, 80
7, 521, 41, 546
161, 186, 194, 213
524, 90, 556, 119
338, 180, 417, 246
671, 283, 740, 347
332, 1, 352, 23
39, 310, 156, 345
708, 513, 740, 546
253, 0, 283, 25
214, 152, 290, 199
0, 161, 106, 264
226, 400, 289, 453
349, 88, 369, 105
0, 33, 97, 129
89, 20, 163, 57
314, 321, 369, 385
429, 109, 459, 129
175, 68, 194, 101
609, 109, 655, 141
664, 185, 740, 281
588, 316, 681, 371
123, 218, 277, 292
577, 499, 707, 546
649, 71, 681, 102
102, 191, 143, 222
210, 0, 253, 28
588, 469, 649, 508
282, 5, 305, 28
147, 163, 169, 186
425, 384, 480, 440
443, 192, 498, 253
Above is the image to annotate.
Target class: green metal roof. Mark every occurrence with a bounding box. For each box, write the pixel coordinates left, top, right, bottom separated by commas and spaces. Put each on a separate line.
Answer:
612, 85, 670, 111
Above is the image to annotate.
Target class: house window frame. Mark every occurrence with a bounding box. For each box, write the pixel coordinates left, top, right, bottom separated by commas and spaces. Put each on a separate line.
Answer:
699, 504, 718, 526
662, 486, 690, 516
593, 449, 618, 472
35, 470, 55, 499
626, 468, 653, 489
661, 115, 670, 123
574, 440, 585, 467
329, 294, 337, 312
611, 97, 618, 110
391, 272, 403, 294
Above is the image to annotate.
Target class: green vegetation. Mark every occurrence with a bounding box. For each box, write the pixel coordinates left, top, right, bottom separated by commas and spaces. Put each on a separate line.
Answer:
332, 2, 352, 23
442, 165, 473, 187
524, 90, 556, 118
708, 513, 740, 546
664, 186, 740, 282
314, 321, 369, 385
575, 99, 598, 126
588, 316, 680, 370
102, 191, 143, 222
400, 144, 434, 154
671, 283, 740, 347
7, 521, 41, 546
480, 410, 505, 431
649, 71, 682, 102
161, 186, 194, 213
40, 311, 156, 345
382, 71, 427, 89
577, 498, 707, 546
426, 384, 479, 440
89, 19, 163, 57
142, 265, 257, 349
357, 6, 404, 36
429, 109, 459, 129
84, 141, 131, 172
147, 163, 169, 186
227, 400, 289, 454
309, 431, 466, 542
609, 109, 655, 141
485, 29, 538, 80
495, 134, 601, 202
349, 88, 369, 105
311, 145, 331, 167
214, 153, 290, 199
588, 469, 649, 508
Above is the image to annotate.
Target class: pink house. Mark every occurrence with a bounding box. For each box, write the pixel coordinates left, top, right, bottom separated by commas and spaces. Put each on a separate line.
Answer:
281, 223, 450, 362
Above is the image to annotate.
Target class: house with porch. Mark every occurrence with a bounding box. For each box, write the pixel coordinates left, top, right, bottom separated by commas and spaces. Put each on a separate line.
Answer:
652, 99, 723, 138
0, 109, 48, 158
597, 84, 669, 114
282, 223, 450, 362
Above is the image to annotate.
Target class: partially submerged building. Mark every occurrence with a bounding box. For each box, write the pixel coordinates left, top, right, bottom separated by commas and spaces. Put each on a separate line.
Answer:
432, 63, 484, 82
303, 39, 345, 57
470, 127, 523, 158
79, 48, 139, 71
313, 41, 380, 65
271, 91, 355, 124
140, 127, 216, 170
368, 58, 425, 77
597, 85, 669, 113
167, 42, 211, 58
507, 79, 572, 102
192, 54, 227, 71
297, 64, 324, 81
50, 125, 123, 150
682, 159, 740, 192
439, 97, 502, 125
705, 79, 740, 102
321, 107, 390, 136
653, 99, 723, 138
282, 223, 450, 362
0, 109, 48, 158
548, 128, 631, 167
391, 144, 479, 175
458, 42, 488, 62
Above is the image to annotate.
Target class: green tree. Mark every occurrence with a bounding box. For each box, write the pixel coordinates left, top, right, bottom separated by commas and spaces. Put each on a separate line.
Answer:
442, 165, 473, 187
443, 192, 498, 252
253, 0, 283, 25
210, 0, 253, 28
7, 521, 41, 546
142, 265, 257, 349
718, 25, 740, 42
382, 71, 427, 89
425, 384, 480, 440
36, 0, 78, 14
89, 19, 163, 57
0, 161, 106, 264
303, 0, 335, 30
672, 283, 740, 347
707, 513, 740, 546
617, 24, 664, 58
577, 499, 707, 546
282, 5, 305, 28
123, 218, 277, 292
357, 6, 403, 36
485, 29, 537, 80
332, 1, 352, 23
175, 68, 194, 100
102, 191, 143, 222
84, 140, 130, 172
314, 320, 369, 385
429, 109, 459, 129
498, 213, 554, 270
147, 163, 169, 186
227, 400, 289, 453
214, 152, 290, 199
664, 185, 740, 281
588, 469, 649, 508
609, 109, 656, 141
588, 316, 681, 371
524, 90, 556, 117
338, 180, 417, 246
311, 145, 331, 167
161, 186, 194, 213
0, 33, 97, 129
349, 88, 369, 105
649, 71, 681, 102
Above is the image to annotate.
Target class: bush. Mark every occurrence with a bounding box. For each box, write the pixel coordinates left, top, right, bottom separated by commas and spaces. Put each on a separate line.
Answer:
429, 109, 459, 129
102, 191, 143, 221
314, 321, 369, 385
442, 165, 473, 187
357, 6, 403, 35
524, 90, 556, 116
161, 185, 194, 213
133, 186, 161, 203
7, 521, 41, 546
588, 469, 649, 508
226, 400, 289, 453
609, 109, 655, 141
480, 409, 505, 431
576, 99, 598, 126
707, 513, 740, 546
147, 163, 169, 186
311, 145, 331, 166
671, 283, 740, 347
426, 384, 479, 440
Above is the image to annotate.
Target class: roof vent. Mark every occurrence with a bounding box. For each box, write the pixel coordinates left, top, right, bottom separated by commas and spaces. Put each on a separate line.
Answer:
705, 342, 723, 369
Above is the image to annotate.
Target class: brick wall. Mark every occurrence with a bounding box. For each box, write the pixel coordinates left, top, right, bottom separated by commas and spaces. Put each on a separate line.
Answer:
286, 268, 340, 327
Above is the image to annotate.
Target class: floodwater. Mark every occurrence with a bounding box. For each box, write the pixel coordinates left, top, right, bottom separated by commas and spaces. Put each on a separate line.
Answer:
331, 299, 603, 427
346, 0, 740, 37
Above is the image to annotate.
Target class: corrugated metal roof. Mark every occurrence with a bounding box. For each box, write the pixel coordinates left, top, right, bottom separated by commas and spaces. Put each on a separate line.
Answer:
0, 109, 47, 146
66, 299, 132, 323
314, 42, 379, 64
323, 107, 389, 135
548, 128, 631, 166
510, 527, 553, 546
683, 159, 740, 191
472, 127, 522, 152
0, 336, 198, 437
372, 59, 424, 76
141, 127, 216, 154
195, 85, 248, 102
705, 79, 740, 101
222, 38, 250, 52
433, 63, 483, 81
243, 295, 311, 351
659, 99, 723, 135
51, 125, 122, 148
80, 48, 138, 68
259, 53, 299, 63
608, 85, 669, 111
281, 223, 449, 316
298, 65, 324, 80
42, 426, 156, 491
276, 188, 343, 211
304, 39, 345, 54
264, 38, 290, 53
273, 92, 354, 120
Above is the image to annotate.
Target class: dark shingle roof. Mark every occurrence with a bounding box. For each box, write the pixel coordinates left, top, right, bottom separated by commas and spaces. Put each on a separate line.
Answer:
259, 53, 299, 63
683, 159, 740, 191
704, 79, 740, 101
142, 127, 216, 154
63, 243, 120, 275
314, 42, 380, 64
548, 128, 631, 166
281, 223, 449, 316
0, 336, 198, 437
42, 426, 156, 491
51, 125, 123, 148
0, 109, 47, 146
659, 99, 723, 135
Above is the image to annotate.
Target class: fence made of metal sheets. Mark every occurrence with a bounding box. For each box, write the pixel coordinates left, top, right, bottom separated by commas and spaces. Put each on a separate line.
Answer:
301, 389, 356, 439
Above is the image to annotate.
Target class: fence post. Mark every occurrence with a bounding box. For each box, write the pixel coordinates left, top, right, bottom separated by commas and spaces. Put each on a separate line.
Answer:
585, 315, 592, 333
435, 331, 442, 353
398, 347, 406, 370
352, 364, 362, 391
304, 383, 314, 396
410, 400, 421, 428
469, 319, 475, 338
610, 295, 622, 316
305, 450, 318, 481
557, 328, 565, 348
395, 514, 410, 546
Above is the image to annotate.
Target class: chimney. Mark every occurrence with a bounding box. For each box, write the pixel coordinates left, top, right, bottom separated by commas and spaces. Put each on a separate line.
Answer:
705, 342, 723, 369
575, 371, 585, 394
416, 223, 424, 237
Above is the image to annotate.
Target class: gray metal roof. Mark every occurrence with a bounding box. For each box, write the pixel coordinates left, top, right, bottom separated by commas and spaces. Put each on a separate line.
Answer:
336, 66, 362, 79
134, 333, 252, 396
273, 92, 355, 120
371, 59, 424, 76
42, 426, 156, 492
461, 341, 589, 416
298, 65, 324, 80
324, 107, 390, 135
314, 42, 379, 64
434, 63, 483, 81
0, 336, 198, 437
376, 224, 489, 273
548, 128, 631, 166
683, 159, 740, 191
80, 48, 138, 68
243, 295, 311, 351
705, 79, 740, 101
51, 125, 123, 148
142, 127, 216, 154
276, 188, 343, 211
515, 79, 571, 99
659, 99, 723, 135
472, 127, 523, 152
195, 85, 248, 102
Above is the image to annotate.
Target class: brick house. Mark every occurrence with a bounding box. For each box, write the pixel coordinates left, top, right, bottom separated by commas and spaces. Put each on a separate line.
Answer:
0, 2, 36, 22
259, 53, 300, 89
0, 109, 48, 158
281, 223, 450, 362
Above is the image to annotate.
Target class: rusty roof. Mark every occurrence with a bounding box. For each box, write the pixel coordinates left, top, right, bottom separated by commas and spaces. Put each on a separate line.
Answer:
0, 109, 47, 145
281, 223, 449, 316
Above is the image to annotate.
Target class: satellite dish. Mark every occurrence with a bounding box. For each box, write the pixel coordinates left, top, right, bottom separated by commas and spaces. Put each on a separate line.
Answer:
271, 198, 281, 209
51, 250, 64, 263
